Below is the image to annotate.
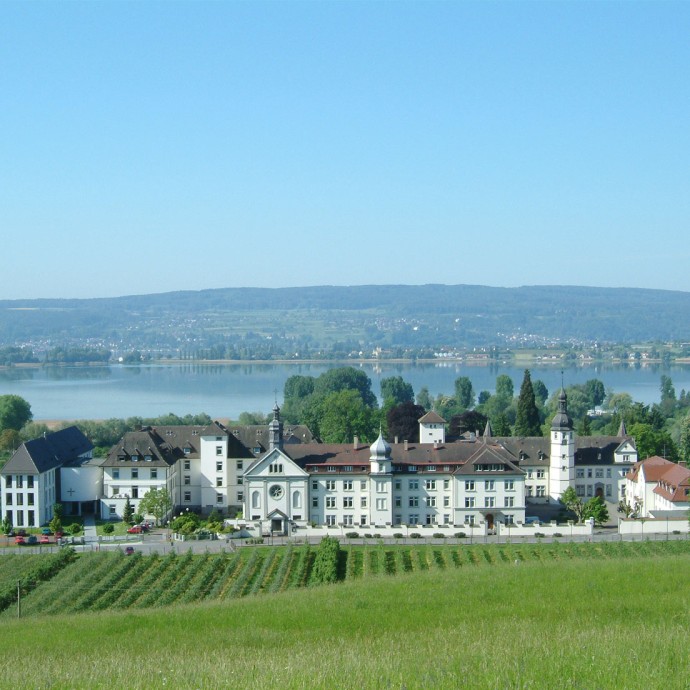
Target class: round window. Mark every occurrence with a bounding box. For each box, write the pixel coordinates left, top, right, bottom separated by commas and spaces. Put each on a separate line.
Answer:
269, 485, 283, 499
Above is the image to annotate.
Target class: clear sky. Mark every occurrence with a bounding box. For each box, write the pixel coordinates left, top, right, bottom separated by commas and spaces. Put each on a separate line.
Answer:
1, 1, 688, 300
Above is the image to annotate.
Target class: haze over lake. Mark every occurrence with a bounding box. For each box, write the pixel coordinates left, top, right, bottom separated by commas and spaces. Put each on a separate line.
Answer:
1, 362, 689, 422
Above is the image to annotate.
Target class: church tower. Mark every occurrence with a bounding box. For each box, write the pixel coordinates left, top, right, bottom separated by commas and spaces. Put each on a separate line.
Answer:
268, 402, 283, 451
549, 388, 575, 502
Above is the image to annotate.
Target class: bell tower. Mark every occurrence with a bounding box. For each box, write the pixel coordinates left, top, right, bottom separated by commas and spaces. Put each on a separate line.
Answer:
549, 387, 575, 502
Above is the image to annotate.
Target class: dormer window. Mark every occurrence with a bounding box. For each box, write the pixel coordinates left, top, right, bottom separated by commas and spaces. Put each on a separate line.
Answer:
144, 455, 152, 462
184, 447, 191, 454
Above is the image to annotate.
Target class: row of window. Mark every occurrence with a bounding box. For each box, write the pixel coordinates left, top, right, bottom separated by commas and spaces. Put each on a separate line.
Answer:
4, 476, 36, 488
576, 468, 622, 479
463, 497, 516, 508
4, 492, 34, 506
320, 513, 515, 527
5, 509, 36, 527
576, 484, 613, 497
311, 478, 516, 493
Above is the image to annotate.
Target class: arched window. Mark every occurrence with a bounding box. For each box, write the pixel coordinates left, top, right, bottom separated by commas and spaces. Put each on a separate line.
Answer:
252, 491, 261, 509
292, 490, 302, 509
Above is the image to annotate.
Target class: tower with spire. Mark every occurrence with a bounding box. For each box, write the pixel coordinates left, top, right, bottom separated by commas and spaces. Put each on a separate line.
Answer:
268, 402, 283, 451
549, 386, 575, 502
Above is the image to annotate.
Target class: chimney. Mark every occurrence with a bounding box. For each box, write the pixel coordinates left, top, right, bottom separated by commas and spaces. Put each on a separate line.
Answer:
353, 436, 359, 450
404, 440, 408, 451
469, 432, 476, 441
433, 441, 438, 449
394, 436, 399, 444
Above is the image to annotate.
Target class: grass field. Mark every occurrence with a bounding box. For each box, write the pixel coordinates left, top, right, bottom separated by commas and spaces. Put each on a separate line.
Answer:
0, 546, 688, 689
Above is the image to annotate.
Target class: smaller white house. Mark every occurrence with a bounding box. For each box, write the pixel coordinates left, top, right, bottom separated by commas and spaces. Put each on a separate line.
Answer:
625, 456, 690, 517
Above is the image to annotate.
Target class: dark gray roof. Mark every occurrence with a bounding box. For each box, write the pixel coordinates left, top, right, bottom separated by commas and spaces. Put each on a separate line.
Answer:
227, 424, 315, 457
2, 426, 93, 475
103, 429, 179, 467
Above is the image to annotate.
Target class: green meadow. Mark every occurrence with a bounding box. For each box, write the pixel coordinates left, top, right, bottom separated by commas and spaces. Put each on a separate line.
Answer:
0, 542, 688, 688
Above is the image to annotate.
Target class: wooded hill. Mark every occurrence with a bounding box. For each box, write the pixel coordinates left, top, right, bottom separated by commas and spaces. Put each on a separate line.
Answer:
1, 284, 690, 354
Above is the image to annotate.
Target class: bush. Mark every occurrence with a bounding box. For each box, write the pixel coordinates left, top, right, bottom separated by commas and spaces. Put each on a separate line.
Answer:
553, 533, 563, 538
364, 533, 374, 539
310, 536, 341, 586
393, 533, 404, 539
454, 532, 466, 538
534, 532, 545, 538
68, 523, 82, 535
345, 532, 359, 539
102, 523, 114, 535
432, 533, 446, 539
132, 513, 144, 525
410, 532, 422, 539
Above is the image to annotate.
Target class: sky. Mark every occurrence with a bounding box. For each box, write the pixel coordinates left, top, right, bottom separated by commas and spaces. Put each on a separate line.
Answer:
1, 1, 689, 300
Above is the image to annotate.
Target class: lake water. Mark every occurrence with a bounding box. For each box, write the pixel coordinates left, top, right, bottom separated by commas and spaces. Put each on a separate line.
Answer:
1, 361, 689, 421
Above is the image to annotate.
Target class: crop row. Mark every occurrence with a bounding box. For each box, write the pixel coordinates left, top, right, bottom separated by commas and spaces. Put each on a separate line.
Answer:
6, 539, 690, 618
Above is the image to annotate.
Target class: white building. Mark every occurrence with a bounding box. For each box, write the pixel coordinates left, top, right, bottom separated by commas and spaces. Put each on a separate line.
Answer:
625, 455, 690, 517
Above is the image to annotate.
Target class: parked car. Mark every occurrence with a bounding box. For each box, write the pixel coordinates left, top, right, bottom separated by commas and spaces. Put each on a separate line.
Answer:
124, 546, 135, 555
41, 528, 52, 535
39, 535, 51, 544
14, 536, 25, 545
127, 525, 144, 534
27, 535, 38, 545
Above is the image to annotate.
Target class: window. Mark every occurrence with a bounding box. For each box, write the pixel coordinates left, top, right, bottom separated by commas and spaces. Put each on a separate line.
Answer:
526, 486, 533, 497
27, 493, 34, 506
376, 481, 386, 493
132, 487, 139, 499
109, 504, 116, 516
184, 475, 191, 485
4, 494, 11, 506
237, 460, 243, 470
606, 468, 612, 478
151, 469, 157, 480
4, 477, 11, 488
536, 486, 546, 497
595, 469, 604, 479
238, 477, 243, 485
237, 491, 244, 502
252, 491, 261, 509
184, 491, 191, 502
312, 496, 319, 508
131, 468, 138, 479
16, 476, 23, 488
443, 496, 450, 507
505, 514, 514, 525
326, 515, 336, 526
360, 480, 367, 490
376, 498, 387, 511
409, 496, 419, 507
484, 497, 495, 508
408, 480, 419, 491
505, 496, 514, 507
466, 515, 475, 525
443, 479, 450, 490
408, 514, 419, 525
326, 480, 336, 491
216, 446, 223, 456
312, 480, 319, 490
394, 480, 401, 490
526, 469, 533, 479
216, 461, 223, 472
326, 466, 336, 473
587, 468, 593, 478
425, 496, 436, 508
343, 466, 353, 472
428, 465, 436, 472
326, 497, 336, 509
465, 480, 475, 491
505, 480, 514, 491
576, 469, 584, 478
183, 446, 191, 455
485, 480, 495, 491
184, 459, 191, 471
343, 497, 353, 508
361, 496, 368, 508
216, 493, 223, 504
424, 479, 436, 490
465, 497, 475, 508
268, 463, 283, 474
536, 470, 545, 479
576, 485, 585, 497
587, 485, 594, 496
343, 480, 353, 491
343, 515, 353, 526
27, 476, 34, 489
111, 486, 119, 496
216, 477, 223, 487
361, 515, 368, 525
27, 510, 35, 527
606, 484, 612, 497
394, 497, 401, 507
425, 514, 436, 525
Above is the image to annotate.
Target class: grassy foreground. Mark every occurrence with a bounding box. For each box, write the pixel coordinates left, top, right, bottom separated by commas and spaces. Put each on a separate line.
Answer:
0, 552, 688, 689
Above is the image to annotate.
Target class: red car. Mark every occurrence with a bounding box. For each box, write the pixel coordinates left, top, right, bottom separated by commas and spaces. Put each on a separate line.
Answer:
14, 535, 25, 545
127, 525, 143, 534
39, 535, 51, 544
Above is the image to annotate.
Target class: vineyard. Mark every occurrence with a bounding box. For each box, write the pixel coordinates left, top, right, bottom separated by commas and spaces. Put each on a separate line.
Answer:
3, 539, 690, 619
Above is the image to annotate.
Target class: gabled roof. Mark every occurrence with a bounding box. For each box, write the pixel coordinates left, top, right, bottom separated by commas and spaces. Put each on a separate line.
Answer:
103, 429, 179, 467
456, 444, 524, 475
227, 424, 315, 456
418, 411, 446, 425
1, 426, 92, 475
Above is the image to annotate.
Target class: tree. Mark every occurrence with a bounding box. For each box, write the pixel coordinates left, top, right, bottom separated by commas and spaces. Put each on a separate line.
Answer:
514, 370, 541, 437
1, 515, 12, 535
583, 379, 606, 408
560, 486, 585, 523
138, 488, 173, 526
0, 395, 32, 432
454, 377, 474, 410
582, 496, 609, 525
416, 387, 432, 411
532, 380, 548, 407
313, 367, 378, 408
0, 429, 21, 452
123, 496, 134, 525
495, 375, 514, 401
491, 413, 512, 436
449, 410, 488, 438
660, 375, 677, 415
306, 390, 378, 444
387, 402, 426, 443
679, 414, 690, 464
628, 422, 678, 462
380, 376, 414, 407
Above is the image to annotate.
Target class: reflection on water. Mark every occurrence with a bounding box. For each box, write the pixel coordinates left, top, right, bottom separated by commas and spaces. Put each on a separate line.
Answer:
0, 367, 36, 382
44, 366, 111, 381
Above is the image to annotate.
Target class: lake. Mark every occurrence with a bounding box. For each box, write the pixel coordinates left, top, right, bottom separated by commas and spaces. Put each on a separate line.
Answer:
1, 361, 689, 421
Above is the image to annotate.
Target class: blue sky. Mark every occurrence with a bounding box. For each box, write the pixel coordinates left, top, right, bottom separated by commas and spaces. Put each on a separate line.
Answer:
2, 1, 688, 299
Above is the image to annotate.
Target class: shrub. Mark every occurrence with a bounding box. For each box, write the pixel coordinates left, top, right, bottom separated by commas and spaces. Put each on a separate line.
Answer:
454, 532, 466, 538
534, 532, 545, 538
410, 532, 422, 539
553, 533, 563, 538
393, 533, 404, 539
673, 530, 681, 535
345, 532, 359, 539
132, 513, 144, 525
432, 533, 446, 539
364, 533, 374, 539
68, 523, 82, 535
102, 523, 114, 535
310, 536, 341, 585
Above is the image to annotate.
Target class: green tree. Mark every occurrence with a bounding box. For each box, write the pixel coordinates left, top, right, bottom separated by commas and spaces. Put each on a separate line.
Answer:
1, 515, 12, 535
454, 377, 474, 410
628, 422, 678, 462
313, 367, 378, 408
495, 375, 514, 401
0, 429, 21, 452
660, 375, 677, 415
138, 488, 173, 526
123, 496, 134, 525
449, 410, 488, 437
560, 486, 585, 523
582, 496, 609, 526
416, 387, 433, 411
0, 395, 32, 432
679, 414, 690, 464
380, 376, 414, 407
583, 379, 606, 407
514, 370, 541, 437
532, 380, 548, 407
305, 390, 378, 444
491, 413, 512, 436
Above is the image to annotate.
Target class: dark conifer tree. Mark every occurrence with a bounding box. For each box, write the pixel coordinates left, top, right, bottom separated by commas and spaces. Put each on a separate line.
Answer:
514, 369, 542, 436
